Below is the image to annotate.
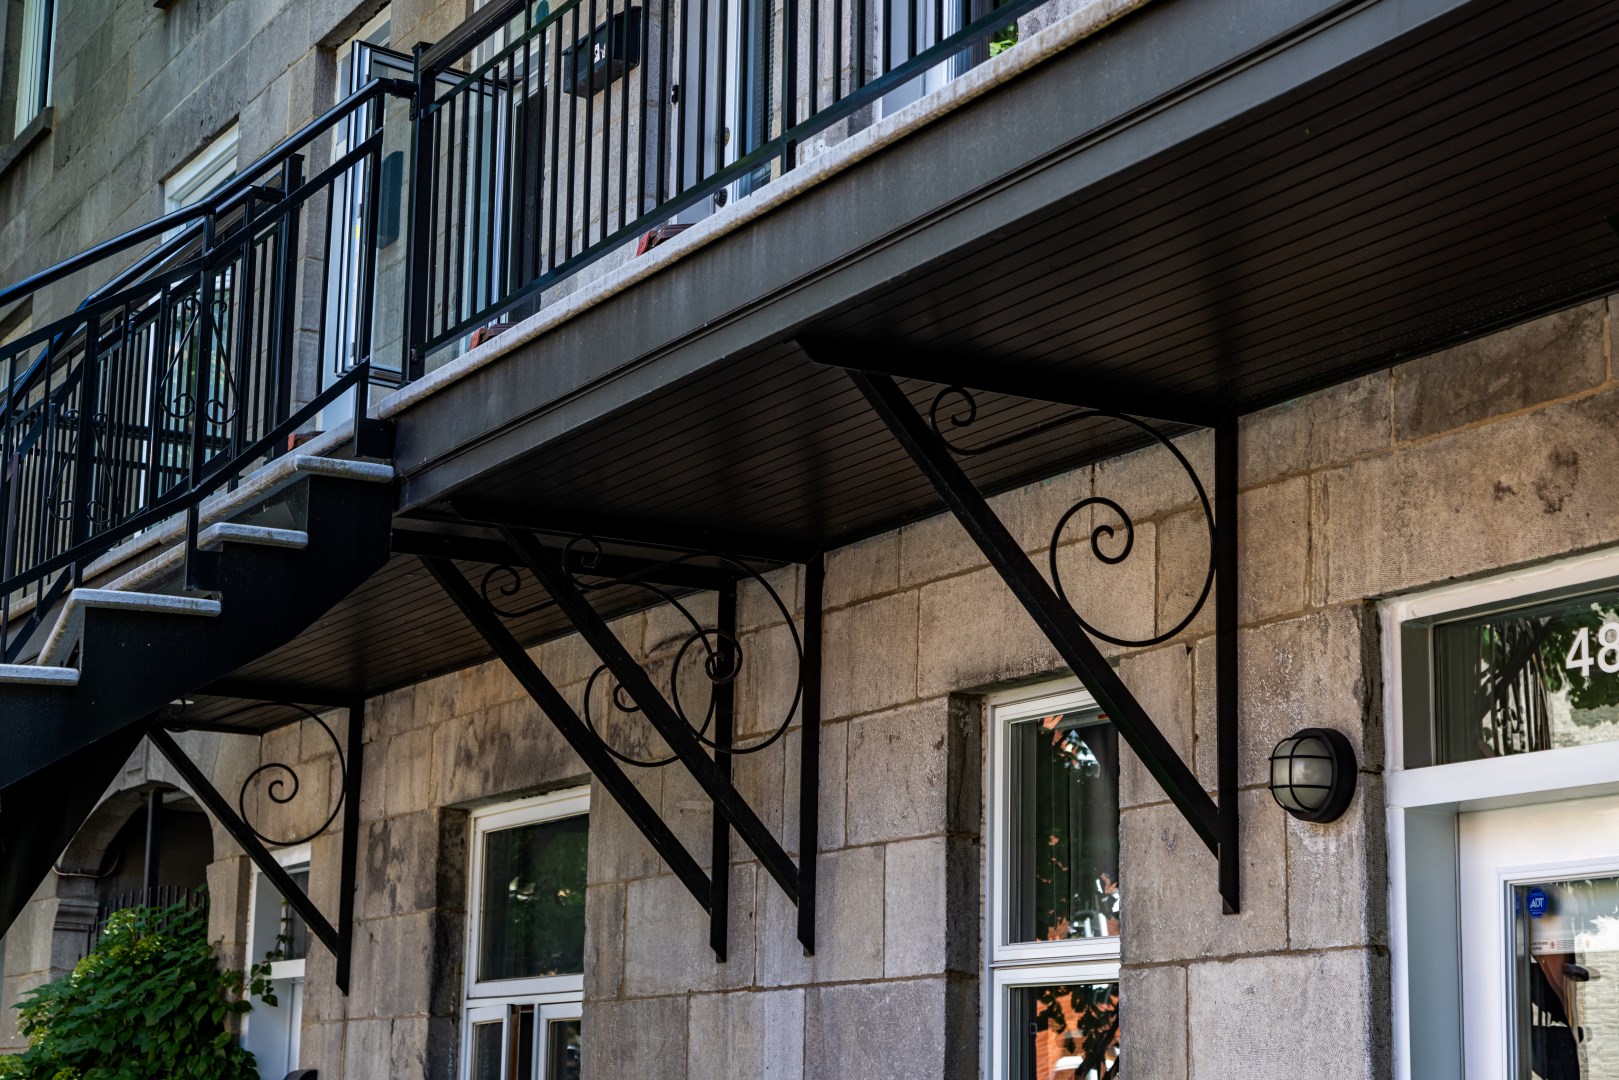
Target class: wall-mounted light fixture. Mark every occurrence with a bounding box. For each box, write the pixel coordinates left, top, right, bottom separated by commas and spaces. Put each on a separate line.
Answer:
1268, 728, 1357, 823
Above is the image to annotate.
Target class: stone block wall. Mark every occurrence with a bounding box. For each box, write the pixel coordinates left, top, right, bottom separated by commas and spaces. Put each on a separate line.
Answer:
224, 296, 1617, 1079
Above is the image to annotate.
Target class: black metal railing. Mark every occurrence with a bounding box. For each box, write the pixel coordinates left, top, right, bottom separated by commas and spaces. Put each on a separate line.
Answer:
406, 0, 1040, 362
0, 0, 1049, 629
0, 76, 413, 658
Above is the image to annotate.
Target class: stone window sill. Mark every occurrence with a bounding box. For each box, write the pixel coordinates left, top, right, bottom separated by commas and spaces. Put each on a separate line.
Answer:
0, 107, 51, 182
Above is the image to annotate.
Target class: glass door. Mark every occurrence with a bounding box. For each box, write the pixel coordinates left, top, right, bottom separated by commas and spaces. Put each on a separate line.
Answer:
1459, 795, 1619, 1079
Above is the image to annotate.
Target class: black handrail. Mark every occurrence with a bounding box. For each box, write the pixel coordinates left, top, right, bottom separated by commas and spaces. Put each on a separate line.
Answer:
0, 72, 410, 634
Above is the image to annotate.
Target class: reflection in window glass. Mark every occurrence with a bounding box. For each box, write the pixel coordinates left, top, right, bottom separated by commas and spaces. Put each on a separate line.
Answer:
1513, 875, 1619, 1080
546, 1018, 582, 1080
1434, 590, 1619, 765
471, 1020, 505, 1080
1010, 983, 1120, 1079
478, 814, 589, 982
1009, 709, 1120, 943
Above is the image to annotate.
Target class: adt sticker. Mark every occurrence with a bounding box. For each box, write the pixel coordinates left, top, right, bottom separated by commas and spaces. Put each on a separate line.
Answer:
1527, 887, 1549, 919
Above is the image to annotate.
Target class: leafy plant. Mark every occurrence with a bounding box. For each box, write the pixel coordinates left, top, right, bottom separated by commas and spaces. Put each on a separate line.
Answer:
0, 901, 273, 1080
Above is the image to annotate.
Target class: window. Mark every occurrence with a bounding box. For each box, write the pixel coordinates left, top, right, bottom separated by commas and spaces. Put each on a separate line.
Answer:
240, 843, 311, 1080
162, 124, 239, 239
987, 683, 1121, 1080
462, 789, 589, 1080
11, 0, 53, 137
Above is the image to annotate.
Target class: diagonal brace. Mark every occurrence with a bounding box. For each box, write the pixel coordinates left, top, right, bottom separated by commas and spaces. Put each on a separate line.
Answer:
501, 526, 803, 905
424, 557, 716, 916
845, 367, 1223, 855
147, 726, 353, 989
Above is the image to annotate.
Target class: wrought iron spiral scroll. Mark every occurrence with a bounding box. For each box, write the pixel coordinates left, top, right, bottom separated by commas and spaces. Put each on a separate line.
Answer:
481, 538, 804, 769
930, 385, 1215, 648
167, 699, 347, 847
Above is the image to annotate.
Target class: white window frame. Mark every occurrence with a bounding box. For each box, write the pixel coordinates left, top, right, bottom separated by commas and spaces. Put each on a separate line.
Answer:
163, 125, 240, 216
241, 842, 311, 1080
12, 0, 54, 137
1382, 545, 1619, 1080
461, 787, 589, 1080
985, 679, 1121, 1080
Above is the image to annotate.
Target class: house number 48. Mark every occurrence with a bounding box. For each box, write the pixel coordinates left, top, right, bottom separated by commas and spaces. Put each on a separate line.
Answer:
1565, 622, 1619, 676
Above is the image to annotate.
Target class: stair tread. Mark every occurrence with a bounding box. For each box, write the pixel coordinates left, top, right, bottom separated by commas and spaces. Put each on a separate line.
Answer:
0, 665, 79, 686
7, 451, 390, 623
40, 590, 223, 666
103, 524, 309, 594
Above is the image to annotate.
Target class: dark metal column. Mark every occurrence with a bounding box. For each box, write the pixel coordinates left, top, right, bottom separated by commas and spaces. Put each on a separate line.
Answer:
141, 787, 163, 901
796, 552, 823, 955
335, 699, 366, 991
710, 581, 736, 961
847, 368, 1222, 853
1215, 416, 1241, 915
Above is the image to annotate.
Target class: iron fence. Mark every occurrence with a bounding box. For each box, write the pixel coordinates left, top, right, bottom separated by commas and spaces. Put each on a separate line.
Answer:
89, 885, 209, 951
0, 78, 411, 659
0, 0, 1050, 630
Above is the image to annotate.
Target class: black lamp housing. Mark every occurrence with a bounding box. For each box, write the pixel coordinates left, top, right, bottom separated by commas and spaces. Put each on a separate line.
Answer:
1268, 727, 1357, 823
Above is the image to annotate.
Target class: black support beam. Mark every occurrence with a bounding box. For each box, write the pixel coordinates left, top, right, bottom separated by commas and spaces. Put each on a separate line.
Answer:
805, 335, 1212, 426
147, 726, 352, 988
842, 366, 1222, 855
1215, 417, 1240, 915
501, 527, 804, 903
423, 556, 717, 918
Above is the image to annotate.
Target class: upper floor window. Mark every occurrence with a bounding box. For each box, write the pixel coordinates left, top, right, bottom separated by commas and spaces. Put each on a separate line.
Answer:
11, 0, 54, 137
462, 788, 589, 1080
164, 124, 239, 217
987, 682, 1122, 1080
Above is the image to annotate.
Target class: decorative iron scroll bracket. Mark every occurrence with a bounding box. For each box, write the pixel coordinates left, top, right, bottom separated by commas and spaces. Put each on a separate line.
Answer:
806, 340, 1239, 914
425, 525, 822, 960
147, 697, 366, 992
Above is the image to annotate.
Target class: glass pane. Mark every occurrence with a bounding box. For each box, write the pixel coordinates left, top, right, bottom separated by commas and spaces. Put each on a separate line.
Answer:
281, 868, 310, 962
513, 1006, 536, 1080
1008, 708, 1120, 943
1434, 590, 1619, 765
471, 1020, 505, 1080
1512, 876, 1619, 1079
545, 1018, 582, 1080
478, 813, 589, 982
1010, 983, 1120, 1079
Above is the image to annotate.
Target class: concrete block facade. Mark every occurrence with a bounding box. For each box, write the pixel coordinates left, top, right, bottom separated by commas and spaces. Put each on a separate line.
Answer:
68, 296, 1600, 1077
5, 1, 1619, 1077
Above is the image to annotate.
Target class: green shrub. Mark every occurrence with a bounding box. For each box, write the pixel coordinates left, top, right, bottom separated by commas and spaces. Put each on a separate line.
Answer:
0, 901, 274, 1080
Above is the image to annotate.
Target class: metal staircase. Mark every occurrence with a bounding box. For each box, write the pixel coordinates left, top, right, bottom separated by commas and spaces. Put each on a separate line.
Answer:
0, 74, 410, 942
0, 453, 393, 932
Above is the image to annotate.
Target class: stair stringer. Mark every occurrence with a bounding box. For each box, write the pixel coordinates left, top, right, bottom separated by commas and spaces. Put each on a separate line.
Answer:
0, 470, 394, 933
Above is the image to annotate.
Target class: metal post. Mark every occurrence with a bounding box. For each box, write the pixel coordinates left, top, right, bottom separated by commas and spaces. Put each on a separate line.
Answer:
335, 699, 366, 992
844, 367, 1222, 854
710, 579, 736, 961
796, 551, 822, 955
142, 787, 163, 902
1215, 415, 1241, 915
404, 44, 438, 381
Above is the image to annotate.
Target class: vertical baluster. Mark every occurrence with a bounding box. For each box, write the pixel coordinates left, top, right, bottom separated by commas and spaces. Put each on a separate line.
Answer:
619, 0, 634, 232
696, 0, 709, 186
675, 0, 689, 194
807, 0, 817, 119
598, 0, 612, 244
716, 0, 729, 183
833, 0, 843, 104
566, 3, 580, 258
656, 0, 670, 207
583, 0, 598, 248
549, 19, 565, 273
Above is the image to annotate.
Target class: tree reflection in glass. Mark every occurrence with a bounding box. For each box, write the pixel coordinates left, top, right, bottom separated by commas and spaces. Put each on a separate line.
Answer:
478, 813, 590, 982
1009, 708, 1120, 943
1011, 982, 1120, 1079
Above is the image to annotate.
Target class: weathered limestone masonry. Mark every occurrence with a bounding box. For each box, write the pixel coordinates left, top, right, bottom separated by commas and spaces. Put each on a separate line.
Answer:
187, 297, 1614, 1079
